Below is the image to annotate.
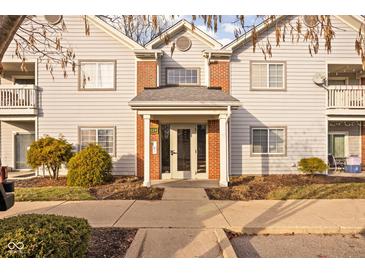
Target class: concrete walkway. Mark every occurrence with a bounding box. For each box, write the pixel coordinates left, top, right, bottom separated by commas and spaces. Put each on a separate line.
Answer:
1, 199, 365, 234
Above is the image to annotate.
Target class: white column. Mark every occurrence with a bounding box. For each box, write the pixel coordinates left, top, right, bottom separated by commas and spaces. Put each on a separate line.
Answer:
143, 114, 151, 187
219, 114, 228, 187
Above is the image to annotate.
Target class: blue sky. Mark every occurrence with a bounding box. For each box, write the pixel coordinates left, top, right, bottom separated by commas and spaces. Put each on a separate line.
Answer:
177, 15, 259, 46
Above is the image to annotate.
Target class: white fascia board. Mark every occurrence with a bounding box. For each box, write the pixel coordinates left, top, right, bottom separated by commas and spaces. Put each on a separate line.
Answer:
146, 19, 222, 49
129, 101, 241, 107
87, 16, 144, 50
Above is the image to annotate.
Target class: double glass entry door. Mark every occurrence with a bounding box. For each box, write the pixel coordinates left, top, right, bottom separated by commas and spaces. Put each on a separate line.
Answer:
161, 124, 207, 179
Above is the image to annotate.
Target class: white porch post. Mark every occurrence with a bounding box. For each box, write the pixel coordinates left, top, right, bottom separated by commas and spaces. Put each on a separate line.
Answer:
219, 114, 228, 186
143, 114, 151, 187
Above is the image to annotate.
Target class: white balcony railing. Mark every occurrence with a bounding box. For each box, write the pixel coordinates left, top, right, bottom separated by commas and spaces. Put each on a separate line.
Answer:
0, 85, 37, 109
327, 86, 365, 109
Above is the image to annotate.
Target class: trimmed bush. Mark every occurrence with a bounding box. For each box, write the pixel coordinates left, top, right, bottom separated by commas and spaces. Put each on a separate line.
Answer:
27, 136, 73, 180
0, 214, 91, 258
298, 157, 328, 175
67, 144, 112, 187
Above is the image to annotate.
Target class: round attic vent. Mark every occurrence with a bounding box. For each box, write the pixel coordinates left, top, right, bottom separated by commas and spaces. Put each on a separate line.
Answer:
303, 15, 319, 28
176, 36, 192, 52
44, 15, 63, 25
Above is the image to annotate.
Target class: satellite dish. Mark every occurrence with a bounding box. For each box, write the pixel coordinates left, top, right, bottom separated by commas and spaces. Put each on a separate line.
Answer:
303, 15, 319, 28
44, 15, 63, 25
312, 72, 326, 85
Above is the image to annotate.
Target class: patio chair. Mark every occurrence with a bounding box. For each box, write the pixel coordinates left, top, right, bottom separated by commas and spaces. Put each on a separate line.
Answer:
328, 154, 345, 172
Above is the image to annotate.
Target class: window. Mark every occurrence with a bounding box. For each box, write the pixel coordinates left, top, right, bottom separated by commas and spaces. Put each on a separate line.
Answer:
252, 127, 285, 155
80, 61, 115, 90
80, 128, 114, 154
166, 68, 198, 85
251, 62, 285, 90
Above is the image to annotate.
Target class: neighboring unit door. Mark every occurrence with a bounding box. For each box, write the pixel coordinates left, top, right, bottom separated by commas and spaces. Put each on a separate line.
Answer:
170, 124, 195, 179
15, 133, 35, 169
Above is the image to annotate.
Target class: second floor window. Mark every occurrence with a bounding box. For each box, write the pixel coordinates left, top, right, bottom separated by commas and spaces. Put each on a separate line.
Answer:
251, 62, 285, 90
166, 68, 198, 85
80, 61, 115, 90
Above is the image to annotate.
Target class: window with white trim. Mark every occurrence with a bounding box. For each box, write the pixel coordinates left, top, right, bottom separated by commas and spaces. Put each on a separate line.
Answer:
251, 62, 285, 89
80, 61, 115, 90
166, 68, 198, 85
252, 127, 285, 155
80, 128, 114, 154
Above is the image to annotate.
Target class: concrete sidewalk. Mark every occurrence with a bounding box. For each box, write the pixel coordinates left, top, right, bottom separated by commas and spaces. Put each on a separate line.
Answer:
1, 199, 365, 234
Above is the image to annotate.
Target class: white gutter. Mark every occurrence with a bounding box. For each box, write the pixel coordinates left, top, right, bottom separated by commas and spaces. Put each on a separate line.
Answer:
129, 101, 241, 107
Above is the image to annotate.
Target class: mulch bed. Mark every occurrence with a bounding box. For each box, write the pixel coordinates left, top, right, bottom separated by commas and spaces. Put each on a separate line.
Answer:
206, 174, 365, 201
14, 176, 164, 200
86, 228, 137, 258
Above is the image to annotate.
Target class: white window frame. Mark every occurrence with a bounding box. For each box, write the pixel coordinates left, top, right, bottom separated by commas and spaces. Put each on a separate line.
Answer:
251, 127, 286, 155
166, 67, 199, 86
328, 131, 349, 158
79, 127, 115, 156
79, 60, 116, 91
250, 62, 286, 90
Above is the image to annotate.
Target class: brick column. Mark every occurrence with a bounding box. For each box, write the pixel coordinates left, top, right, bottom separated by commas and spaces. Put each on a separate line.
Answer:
361, 122, 365, 170
209, 61, 230, 93
150, 120, 160, 180
136, 61, 157, 178
208, 120, 220, 180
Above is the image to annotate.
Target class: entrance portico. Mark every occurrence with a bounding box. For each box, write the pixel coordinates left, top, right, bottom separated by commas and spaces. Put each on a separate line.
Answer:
129, 86, 240, 187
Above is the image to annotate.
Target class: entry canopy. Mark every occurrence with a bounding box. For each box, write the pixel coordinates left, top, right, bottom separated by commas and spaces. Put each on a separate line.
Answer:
129, 86, 241, 109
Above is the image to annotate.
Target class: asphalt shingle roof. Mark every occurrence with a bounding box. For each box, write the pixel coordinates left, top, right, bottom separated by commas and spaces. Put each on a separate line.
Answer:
129, 86, 240, 106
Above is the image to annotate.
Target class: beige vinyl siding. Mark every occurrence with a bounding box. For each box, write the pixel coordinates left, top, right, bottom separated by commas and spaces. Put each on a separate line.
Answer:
230, 16, 360, 175
3, 16, 136, 175
0, 121, 35, 169
155, 29, 208, 86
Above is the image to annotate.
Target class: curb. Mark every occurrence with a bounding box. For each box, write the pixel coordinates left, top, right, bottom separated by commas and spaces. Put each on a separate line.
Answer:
228, 226, 365, 235
215, 229, 237, 258
125, 229, 147, 258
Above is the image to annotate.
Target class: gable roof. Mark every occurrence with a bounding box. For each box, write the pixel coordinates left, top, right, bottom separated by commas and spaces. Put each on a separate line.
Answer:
87, 16, 144, 50
223, 15, 364, 51
145, 19, 222, 49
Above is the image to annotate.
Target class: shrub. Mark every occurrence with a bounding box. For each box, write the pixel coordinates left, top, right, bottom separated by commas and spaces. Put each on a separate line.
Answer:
0, 214, 91, 258
27, 136, 73, 180
67, 144, 112, 187
298, 157, 328, 175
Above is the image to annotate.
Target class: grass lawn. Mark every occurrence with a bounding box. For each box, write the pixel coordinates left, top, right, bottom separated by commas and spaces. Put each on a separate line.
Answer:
267, 183, 365, 199
206, 175, 365, 200
15, 186, 95, 201
14, 176, 164, 201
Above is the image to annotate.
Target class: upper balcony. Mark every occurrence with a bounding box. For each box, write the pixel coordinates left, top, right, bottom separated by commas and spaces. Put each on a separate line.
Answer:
326, 64, 365, 115
0, 62, 38, 116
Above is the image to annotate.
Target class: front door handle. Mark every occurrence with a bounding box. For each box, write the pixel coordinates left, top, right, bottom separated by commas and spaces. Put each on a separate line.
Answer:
170, 150, 177, 155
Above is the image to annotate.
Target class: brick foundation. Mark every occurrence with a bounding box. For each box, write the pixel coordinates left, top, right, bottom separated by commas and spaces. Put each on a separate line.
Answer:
208, 120, 220, 180
136, 60, 158, 178
209, 61, 230, 93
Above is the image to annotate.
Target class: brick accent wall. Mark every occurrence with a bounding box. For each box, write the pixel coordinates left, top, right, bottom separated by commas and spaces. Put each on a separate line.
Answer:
361, 122, 365, 170
136, 61, 157, 178
150, 120, 160, 180
209, 61, 230, 93
208, 120, 220, 180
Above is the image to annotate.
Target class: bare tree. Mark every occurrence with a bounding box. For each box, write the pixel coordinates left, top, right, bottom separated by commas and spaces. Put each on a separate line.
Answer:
98, 15, 172, 45
0, 15, 364, 72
